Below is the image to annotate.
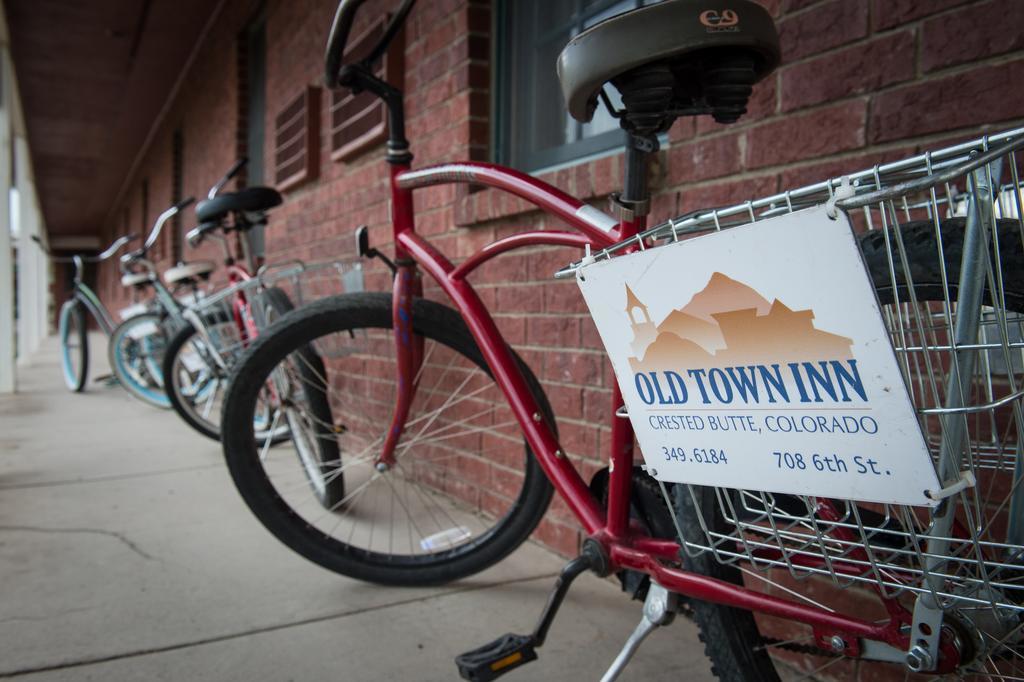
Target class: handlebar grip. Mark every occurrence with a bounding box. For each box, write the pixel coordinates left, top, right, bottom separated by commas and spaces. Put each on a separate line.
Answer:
324, 0, 369, 86
187, 222, 218, 247
120, 247, 147, 263
226, 158, 248, 181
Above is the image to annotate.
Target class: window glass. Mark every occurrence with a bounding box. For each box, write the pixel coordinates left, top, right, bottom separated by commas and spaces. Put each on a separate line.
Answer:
498, 0, 659, 171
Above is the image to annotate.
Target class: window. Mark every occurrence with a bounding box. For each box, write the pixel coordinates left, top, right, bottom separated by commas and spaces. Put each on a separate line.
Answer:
497, 0, 657, 172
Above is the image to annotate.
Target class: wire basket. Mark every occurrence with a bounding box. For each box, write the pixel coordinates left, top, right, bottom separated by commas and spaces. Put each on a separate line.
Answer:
181, 259, 364, 372
567, 127, 1024, 614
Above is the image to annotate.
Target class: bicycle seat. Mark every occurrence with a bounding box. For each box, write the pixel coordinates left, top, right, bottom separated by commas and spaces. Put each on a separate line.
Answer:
121, 272, 155, 288
164, 260, 216, 286
195, 186, 283, 223
557, 0, 779, 130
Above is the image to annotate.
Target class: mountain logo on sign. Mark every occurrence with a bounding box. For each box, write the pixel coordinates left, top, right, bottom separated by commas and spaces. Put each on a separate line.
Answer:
625, 273, 854, 373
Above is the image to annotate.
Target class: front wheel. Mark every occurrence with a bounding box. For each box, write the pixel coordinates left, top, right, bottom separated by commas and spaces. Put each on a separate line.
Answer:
673, 219, 1024, 679
220, 292, 555, 586
108, 312, 171, 409
58, 299, 88, 392
163, 287, 295, 441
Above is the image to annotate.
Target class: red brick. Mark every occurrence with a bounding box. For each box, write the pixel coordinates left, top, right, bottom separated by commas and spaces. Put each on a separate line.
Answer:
544, 350, 602, 386
494, 284, 544, 313
557, 419, 600, 457
921, 0, 1024, 72
776, 146, 915, 192
746, 72, 778, 122
583, 387, 613, 424
869, 59, 1024, 144
747, 99, 866, 168
669, 132, 745, 183
777, 0, 868, 62
544, 281, 586, 314
679, 175, 780, 211
527, 315, 580, 348
533, 518, 580, 557
669, 117, 696, 143
544, 384, 584, 421
871, 0, 971, 31
781, 0, 823, 12
780, 31, 916, 112
592, 153, 621, 196
755, 0, 784, 17
493, 314, 526, 345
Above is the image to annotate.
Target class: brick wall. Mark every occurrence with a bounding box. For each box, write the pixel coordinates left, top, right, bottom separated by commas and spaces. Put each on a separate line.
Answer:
91, 0, 1023, 597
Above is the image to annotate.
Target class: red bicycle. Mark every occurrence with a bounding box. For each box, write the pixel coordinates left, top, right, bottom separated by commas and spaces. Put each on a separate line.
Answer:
220, 1, 1024, 679
161, 159, 311, 445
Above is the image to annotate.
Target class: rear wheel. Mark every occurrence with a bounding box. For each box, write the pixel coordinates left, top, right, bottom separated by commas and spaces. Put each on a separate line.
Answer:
674, 219, 1024, 679
58, 299, 88, 392
220, 292, 555, 585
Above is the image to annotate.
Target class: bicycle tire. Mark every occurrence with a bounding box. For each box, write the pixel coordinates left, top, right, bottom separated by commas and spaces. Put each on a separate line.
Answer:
674, 218, 1024, 681
163, 287, 295, 441
58, 299, 88, 392
260, 289, 346, 510
108, 312, 171, 409
220, 292, 556, 586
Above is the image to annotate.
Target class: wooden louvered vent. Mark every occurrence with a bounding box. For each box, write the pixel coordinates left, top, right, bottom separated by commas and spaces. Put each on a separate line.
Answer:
330, 14, 404, 162
274, 86, 320, 191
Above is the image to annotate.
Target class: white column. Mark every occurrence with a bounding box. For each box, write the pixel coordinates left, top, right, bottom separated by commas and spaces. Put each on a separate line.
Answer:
0, 54, 14, 393
14, 135, 39, 358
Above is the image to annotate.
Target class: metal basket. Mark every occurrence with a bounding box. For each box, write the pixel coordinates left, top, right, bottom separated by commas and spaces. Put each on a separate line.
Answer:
566, 127, 1024, 615
181, 259, 364, 371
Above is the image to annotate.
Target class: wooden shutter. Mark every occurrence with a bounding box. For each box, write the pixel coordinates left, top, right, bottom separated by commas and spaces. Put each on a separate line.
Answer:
329, 15, 404, 162
274, 86, 320, 191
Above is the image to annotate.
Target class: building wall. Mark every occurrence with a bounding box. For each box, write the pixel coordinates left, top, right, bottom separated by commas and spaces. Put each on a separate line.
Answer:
93, 0, 1024, 570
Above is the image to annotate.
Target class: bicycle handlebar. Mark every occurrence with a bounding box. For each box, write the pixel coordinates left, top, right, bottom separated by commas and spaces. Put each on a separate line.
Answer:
324, 0, 415, 87
96, 234, 138, 261
186, 221, 221, 248
208, 158, 248, 199
142, 197, 195, 251
32, 233, 139, 262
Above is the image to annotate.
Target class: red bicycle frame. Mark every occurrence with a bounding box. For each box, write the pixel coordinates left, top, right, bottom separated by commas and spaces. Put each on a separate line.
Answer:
375, 159, 948, 668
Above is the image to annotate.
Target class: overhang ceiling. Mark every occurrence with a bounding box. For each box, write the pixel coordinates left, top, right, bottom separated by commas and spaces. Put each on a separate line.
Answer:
6, 0, 220, 238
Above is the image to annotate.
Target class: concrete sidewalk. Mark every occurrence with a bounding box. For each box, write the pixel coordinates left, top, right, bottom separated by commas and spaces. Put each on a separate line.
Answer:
0, 336, 714, 681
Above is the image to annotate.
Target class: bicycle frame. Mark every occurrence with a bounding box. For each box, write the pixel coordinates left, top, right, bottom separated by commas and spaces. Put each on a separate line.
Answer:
383, 160, 935, 667
71, 279, 117, 336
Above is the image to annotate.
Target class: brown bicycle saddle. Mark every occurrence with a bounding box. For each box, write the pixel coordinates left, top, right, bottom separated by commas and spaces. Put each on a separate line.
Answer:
557, 0, 780, 131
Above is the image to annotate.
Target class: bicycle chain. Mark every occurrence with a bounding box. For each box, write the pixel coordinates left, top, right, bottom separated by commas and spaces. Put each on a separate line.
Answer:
674, 604, 842, 658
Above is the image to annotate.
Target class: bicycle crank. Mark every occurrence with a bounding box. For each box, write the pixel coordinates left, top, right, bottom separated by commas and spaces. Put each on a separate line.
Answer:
454, 542, 606, 681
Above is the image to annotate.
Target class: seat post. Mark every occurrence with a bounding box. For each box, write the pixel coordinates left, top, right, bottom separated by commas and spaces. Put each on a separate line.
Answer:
617, 132, 658, 219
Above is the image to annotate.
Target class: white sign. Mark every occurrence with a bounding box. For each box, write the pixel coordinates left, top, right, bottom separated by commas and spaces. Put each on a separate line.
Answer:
577, 207, 940, 506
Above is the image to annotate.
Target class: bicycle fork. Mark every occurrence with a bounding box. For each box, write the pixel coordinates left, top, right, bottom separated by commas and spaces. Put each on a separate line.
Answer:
375, 262, 423, 471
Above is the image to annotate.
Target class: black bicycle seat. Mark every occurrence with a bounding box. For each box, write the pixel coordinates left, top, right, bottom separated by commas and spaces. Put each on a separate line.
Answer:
557, 0, 779, 129
195, 186, 283, 223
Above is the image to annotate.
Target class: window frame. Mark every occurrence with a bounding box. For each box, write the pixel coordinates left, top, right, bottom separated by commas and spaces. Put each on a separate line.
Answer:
495, 0, 650, 173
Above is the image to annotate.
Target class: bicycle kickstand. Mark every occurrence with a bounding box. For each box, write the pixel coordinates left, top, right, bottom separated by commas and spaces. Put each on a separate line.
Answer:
600, 582, 677, 681
454, 545, 601, 681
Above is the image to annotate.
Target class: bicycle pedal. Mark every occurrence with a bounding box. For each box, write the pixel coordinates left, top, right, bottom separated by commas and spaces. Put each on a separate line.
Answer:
455, 633, 537, 681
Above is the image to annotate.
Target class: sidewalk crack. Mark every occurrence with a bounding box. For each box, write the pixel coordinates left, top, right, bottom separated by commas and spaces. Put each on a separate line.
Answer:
0, 525, 155, 561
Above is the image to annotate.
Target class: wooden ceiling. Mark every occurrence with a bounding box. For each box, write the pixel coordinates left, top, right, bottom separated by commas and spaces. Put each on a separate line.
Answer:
6, 0, 220, 237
